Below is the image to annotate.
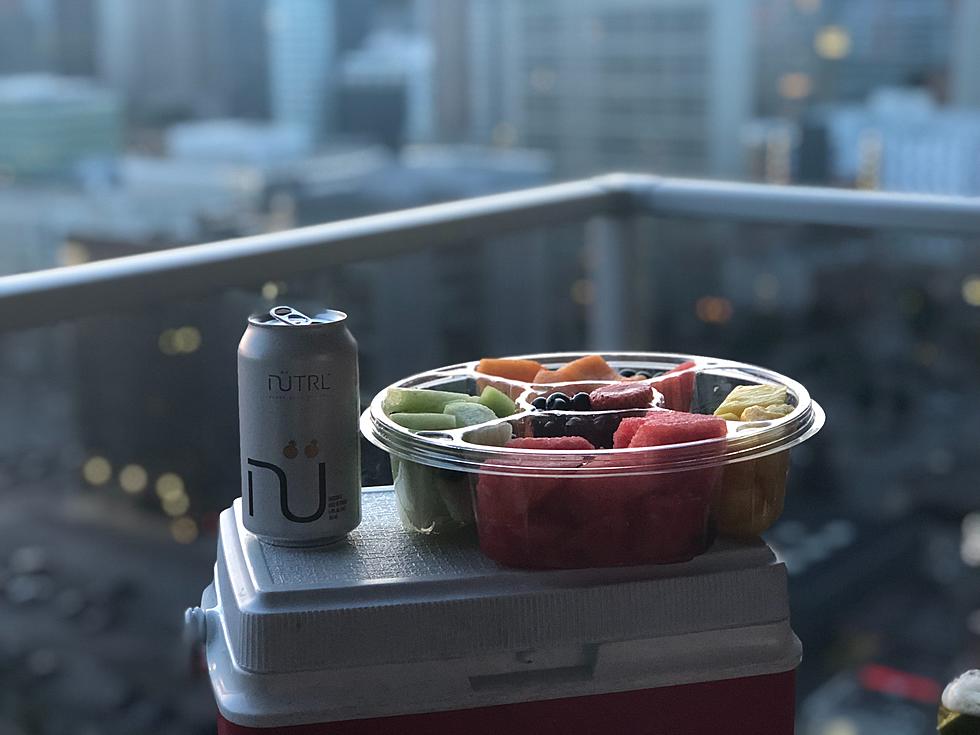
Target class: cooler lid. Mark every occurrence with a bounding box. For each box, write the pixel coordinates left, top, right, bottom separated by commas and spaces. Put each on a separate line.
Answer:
212, 488, 790, 675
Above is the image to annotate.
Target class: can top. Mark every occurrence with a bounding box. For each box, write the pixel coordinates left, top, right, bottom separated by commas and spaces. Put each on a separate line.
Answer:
248, 306, 347, 328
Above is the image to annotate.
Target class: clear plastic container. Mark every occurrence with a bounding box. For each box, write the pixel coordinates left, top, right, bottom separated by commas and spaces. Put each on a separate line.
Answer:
361, 352, 824, 567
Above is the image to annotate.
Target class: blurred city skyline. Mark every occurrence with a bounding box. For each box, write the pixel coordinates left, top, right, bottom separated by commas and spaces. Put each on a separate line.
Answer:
0, 0, 976, 281
0, 3, 977, 182
0, 2, 979, 733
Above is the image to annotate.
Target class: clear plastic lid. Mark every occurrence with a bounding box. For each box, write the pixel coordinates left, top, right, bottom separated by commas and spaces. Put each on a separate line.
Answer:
361, 352, 824, 477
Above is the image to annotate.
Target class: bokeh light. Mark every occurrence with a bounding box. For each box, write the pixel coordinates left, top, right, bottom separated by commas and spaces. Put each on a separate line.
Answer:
778, 72, 812, 100
58, 241, 90, 266
159, 326, 202, 355
155, 472, 185, 501
173, 326, 201, 353
118, 464, 148, 494
814, 26, 851, 60
158, 329, 178, 355
696, 296, 734, 324
261, 281, 280, 300
961, 275, 980, 306
170, 517, 199, 544
162, 493, 190, 517
81, 456, 112, 486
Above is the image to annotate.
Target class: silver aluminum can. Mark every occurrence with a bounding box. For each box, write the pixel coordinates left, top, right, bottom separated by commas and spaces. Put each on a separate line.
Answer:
238, 306, 361, 545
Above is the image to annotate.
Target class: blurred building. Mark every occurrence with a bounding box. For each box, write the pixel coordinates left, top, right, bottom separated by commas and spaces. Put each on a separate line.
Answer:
336, 0, 380, 54
267, 0, 337, 144
501, 0, 755, 178
422, 0, 517, 147
466, 0, 521, 146
427, 0, 468, 142
0, 74, 121, 179
815, 88, 980, 195
165, 119, 313, 166
339, 29, 434, 146
198, 0, 270, 120
96, 0, 267, 122
755, 0, 956, 121
821, 0, 951, 102
742, 118, 799, 184
96, 0, 207, 120
0, 0, 52, 73
53, 0, 98, 77
951, 0, 980, 108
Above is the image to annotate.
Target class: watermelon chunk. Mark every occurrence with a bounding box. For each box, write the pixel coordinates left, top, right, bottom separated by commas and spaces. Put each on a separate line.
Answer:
651, 360, 697, 412
628, 411, 727, 448
475, 436, 593, 566
612, 416, 649, 448
625, 486, 712, 562
505, 436, 595, 451
589, 382, 654, 411
475, 436, 593, 519
475, 429, 720, 568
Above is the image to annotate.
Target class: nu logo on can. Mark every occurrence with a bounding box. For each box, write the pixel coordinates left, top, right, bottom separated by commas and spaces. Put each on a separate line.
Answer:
246, 458, 326, 523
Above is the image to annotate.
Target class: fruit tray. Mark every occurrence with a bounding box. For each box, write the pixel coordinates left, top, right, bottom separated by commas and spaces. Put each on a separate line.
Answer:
361, 352, 824, 569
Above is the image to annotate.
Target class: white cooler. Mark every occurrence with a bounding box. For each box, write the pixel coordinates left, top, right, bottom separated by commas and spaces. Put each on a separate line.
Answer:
188, 487, 801, 734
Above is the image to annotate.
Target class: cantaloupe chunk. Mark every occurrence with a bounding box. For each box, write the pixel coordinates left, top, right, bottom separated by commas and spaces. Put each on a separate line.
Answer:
475, 358, 543, 382
532, 354, 618, 384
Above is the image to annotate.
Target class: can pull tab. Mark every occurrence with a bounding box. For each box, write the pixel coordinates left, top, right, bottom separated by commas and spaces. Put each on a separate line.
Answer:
270, 306, 313, 326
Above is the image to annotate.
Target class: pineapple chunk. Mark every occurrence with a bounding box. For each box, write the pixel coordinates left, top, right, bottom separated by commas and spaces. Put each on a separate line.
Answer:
714, 384, 788, 420
741, 404, 794, 422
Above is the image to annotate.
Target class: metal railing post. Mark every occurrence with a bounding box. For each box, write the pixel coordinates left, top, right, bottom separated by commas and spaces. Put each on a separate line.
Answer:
585, 215, 637, 351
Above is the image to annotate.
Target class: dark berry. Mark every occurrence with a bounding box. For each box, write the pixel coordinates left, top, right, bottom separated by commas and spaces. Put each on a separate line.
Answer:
531, 396, 547, 410
552, 397, 571, 411
589, 415, 622, 448
596, 413, 622, 434
571, 392, 591, 411
546, 392, 570, 410
542, 419, 563, 437
592, 433, 613, 449
564, 416, 595, 443
619, 369, 636, 378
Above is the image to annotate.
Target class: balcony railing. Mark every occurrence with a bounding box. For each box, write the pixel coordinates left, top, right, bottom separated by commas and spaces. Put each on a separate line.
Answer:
1, 173, 979, 341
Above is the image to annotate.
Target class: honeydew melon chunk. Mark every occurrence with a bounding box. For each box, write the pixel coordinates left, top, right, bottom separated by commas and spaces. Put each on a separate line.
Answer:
391, 457, 450, 532
437, 473, 475, 524
391, 455, 472, 530
464, 422, 513, 447
477, 385, 517, 418
443, 401, 497, 427
389, 412, 457, 431
383, 387, 478, 415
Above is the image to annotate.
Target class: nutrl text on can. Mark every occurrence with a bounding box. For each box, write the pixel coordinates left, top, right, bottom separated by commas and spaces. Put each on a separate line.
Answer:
238, 306, 361, 545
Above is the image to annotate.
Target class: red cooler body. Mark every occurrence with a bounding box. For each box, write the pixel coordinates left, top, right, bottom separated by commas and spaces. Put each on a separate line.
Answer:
192, 488, 800, 734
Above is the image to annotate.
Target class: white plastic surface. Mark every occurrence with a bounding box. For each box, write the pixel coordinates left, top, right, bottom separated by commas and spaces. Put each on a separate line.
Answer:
201, 487, 800, 728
